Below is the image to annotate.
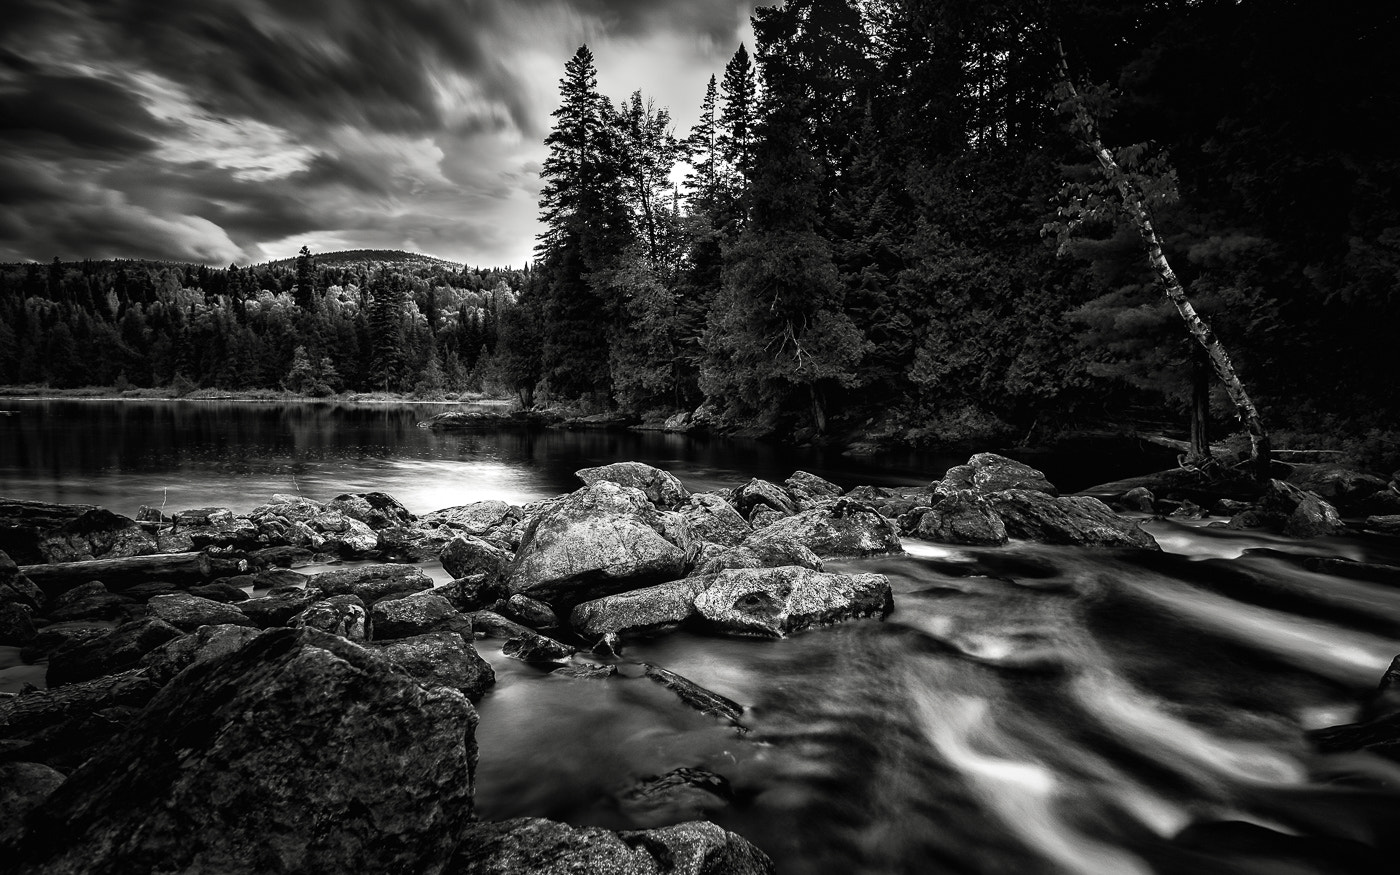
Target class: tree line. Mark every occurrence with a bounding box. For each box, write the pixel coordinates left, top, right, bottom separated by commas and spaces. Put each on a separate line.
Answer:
503, 0, 1399, 450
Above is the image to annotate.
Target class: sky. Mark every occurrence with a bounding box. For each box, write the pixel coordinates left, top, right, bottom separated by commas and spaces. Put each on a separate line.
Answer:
0, 0, 764, 269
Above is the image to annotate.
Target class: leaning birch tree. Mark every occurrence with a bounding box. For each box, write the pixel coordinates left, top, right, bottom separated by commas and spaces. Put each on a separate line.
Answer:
1047, 39, 1272, 481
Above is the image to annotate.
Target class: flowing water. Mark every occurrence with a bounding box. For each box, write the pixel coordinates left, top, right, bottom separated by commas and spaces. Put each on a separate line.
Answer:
3, 399, 1399, 873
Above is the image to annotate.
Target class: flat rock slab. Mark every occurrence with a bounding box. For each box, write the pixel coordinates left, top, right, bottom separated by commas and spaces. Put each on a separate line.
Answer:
692, 566, 893, 638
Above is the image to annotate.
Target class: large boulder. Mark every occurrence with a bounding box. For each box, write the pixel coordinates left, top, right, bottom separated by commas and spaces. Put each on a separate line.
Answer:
45, 617, 184, 687
508, 482, 687, 606
692, 566, 893, 638
158, 507, 260, 552
986, 490, 1159, 549
838, 485, 934, 520
0, 762, 66, 852
938, 453, 1057, 498
1259, 479, 1345, 537
306, 564, 434, 604
12, 628, 478, 875
0, 500, 158, 565
577, 462, 691, 510
689, 536, 823, 576
139, 624, 265, 685
446, 817, 773, 875
290, 594, 368, 641
1286, 464, 1388, 509
440, 535, 513, 582
372, 631, 495, 702
0, 669, 162, 772
666, 493, 752, 549
147, 592, 258, 632
325, 492, 417, 530
369, 591, 473, 641
570, 579, 708, 640
419, 501, 523, 539
734, 479, 798, 518
237, 587, 324, 628
913, 493, 1008, 546
747, 498, 902, 558
784, 471, 843, 510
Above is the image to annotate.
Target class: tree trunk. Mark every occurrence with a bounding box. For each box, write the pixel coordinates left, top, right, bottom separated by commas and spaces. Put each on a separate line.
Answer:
1054, 44, 1272, 481
1189, 344, 1212, 465
20, 552, 250, 598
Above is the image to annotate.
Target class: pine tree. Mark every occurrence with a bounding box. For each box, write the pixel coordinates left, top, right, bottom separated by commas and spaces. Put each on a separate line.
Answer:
718, 44, 757, 199
684, 76, 721, 213
294, 245, 316, 311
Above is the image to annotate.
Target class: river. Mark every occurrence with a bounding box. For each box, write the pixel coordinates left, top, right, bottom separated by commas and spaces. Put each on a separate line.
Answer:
3, 398, 1399, 874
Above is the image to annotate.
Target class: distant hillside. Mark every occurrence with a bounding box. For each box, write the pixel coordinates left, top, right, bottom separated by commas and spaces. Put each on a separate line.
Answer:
261, 249, 466, 271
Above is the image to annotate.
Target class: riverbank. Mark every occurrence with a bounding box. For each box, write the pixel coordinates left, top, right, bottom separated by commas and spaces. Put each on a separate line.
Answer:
0, 384, 514, 405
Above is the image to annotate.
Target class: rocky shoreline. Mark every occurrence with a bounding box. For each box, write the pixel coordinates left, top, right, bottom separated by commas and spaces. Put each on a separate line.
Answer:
2, 453, 1398, 872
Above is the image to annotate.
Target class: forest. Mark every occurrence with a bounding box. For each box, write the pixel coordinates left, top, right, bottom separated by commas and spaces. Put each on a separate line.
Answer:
1, 0, 1397, 462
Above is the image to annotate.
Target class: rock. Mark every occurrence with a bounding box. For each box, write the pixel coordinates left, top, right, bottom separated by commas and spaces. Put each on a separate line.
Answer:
419, 501, 523, 538
19, 624, 111, 664
747, 506, 787, 528
1286, 464, 1388, 509
118, 582, 180, 601
747, 498, 903, 558
690, 536, 823, 576
0, 500, 97, 565
1225, 509, 1269, 530
1167, 499, 1209, 520
12, 629, 478, 874
46, 618, 184, 688
0, 602, 37, 645
185, 581, 250, 603
468, 610, 536, 641
0, 669, 162, 771
735, 478, 798, 517
940, 453, 1057, 497
436, 574, 509, 612
248, 546, 314, 569
147, 592, 257, 632
501, 594, 557, 630
47, 581, 109, 612
667, 493, 751, 549
306, 510, 380, 556
1303, 557, 1400, 585
552, 662, 618, 680
440, 535, 513, 582
290, 594, 368, 641
306, 563, 433, 604
663, 411, 692, 431
160, 507, 259, 551
446, 817, 774, 875
0, 762, 66, 851
1117, 486, 1156, 513
44, 591, 138, 623
617, 767, 734, 829
502, 632, 575, 664
1213, 498, 1253, 516
784, 471, 843, 510
236, 588, 323, 628
913, 493, 1008, 546
1365, 514, 1400, 535
508, 482, 687, 606
373, 631, 495, 701
839, 484, 935, 519
642, 663, 746, 729
326, 492, 417, 529
986, 490, 1159, 549
33, 507, 157, 564
692, 566, 893, 638
139, 624, 265, 685
570, 579, 706, 640
370, 591, 472, 641
0, 551, 44, 611
1284, 495, 1345, 538
223, 568, 309, 591
577, 462, 691, 510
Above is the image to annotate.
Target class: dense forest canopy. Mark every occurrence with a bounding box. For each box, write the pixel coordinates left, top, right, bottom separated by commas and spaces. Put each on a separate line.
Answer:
2, 0, 1397, 458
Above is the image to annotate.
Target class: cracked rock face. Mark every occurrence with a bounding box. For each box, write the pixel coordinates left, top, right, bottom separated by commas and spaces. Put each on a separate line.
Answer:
508, 482, 686, 606
691, 566, 893, 638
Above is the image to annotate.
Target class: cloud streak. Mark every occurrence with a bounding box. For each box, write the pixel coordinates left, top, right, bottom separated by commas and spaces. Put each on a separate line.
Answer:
0, 0, 762, 267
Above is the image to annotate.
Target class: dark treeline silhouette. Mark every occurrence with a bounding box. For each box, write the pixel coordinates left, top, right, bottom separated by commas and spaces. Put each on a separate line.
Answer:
0, 249, 527, 396
506, 0, 1399, 453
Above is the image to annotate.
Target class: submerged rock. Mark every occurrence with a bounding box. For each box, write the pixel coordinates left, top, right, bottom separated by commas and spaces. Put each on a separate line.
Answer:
12, 628, 478, 875
446, 817, 773, 875
617, 767, 734, 829
691, 566, 893, 638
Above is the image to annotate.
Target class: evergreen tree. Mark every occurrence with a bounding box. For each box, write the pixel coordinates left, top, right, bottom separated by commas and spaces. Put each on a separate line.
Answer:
294, 245, 317, 311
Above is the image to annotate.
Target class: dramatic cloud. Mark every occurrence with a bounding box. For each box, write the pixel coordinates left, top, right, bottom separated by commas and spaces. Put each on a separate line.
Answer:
0, 0, 762, 267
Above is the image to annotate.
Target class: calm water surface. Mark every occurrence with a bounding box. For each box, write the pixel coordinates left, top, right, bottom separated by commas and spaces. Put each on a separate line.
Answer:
4, 399, 1399, 874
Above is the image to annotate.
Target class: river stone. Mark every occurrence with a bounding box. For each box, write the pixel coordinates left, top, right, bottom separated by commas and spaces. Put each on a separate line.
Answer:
747, 498, 902, 558
1284, 495, 1345, 538
36, 508, 158, 564
48, 581, 110, 612
735, 478, 798, 518
236, 587, 323, 628
747, 506, 786, 528
641, 663, 746, 728
501, 594, 557, 629
692, 566, 893, 638
372, 631, 495, 701
440, 535, 513, 582
306, 564, 433, 604
326, 492, 417, 529
570, 579, 708, 640
140, 624, 265, 685
577, 462, 691, 510
1286, 464, 1388, 508
446, 817, 774, 875
1, 551, 44, 612
1365, 515, 1400, 535
46, 617, 184, 688
0, 500, 97, 565
161, 507, 260, 551
12, 628, 478, 875
690, 536, 823, 576
436, 574, 509, 612
0, 601, 37, 646
840, 485, 934, 520
306, 510, 380, 556
20, 624, 112, 664
987, 490, 1159, 549
914, 493, 1008, 546
508, 482, 687, 606
0, 762, 66, 851
290, 594, 368, 640
147, 592, 257, 632
186, 581, 250, 603
502, 632, 575, 664
784, 470, 843, 510
419, 501, 523, 538
552, 662, 618, 679
618, 767, 734, 829
667, 493, 752, 549
369, 591, 472, 641
942, 453, 1057, 497
45, 591, 139, 623
0, 669, 162, 772
469, 610, 536, 640
1118, 486, 1156, 513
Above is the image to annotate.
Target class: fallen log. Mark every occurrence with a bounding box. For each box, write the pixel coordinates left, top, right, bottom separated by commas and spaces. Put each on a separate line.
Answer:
19, 552, 251, 598
642, 663, 746, 731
